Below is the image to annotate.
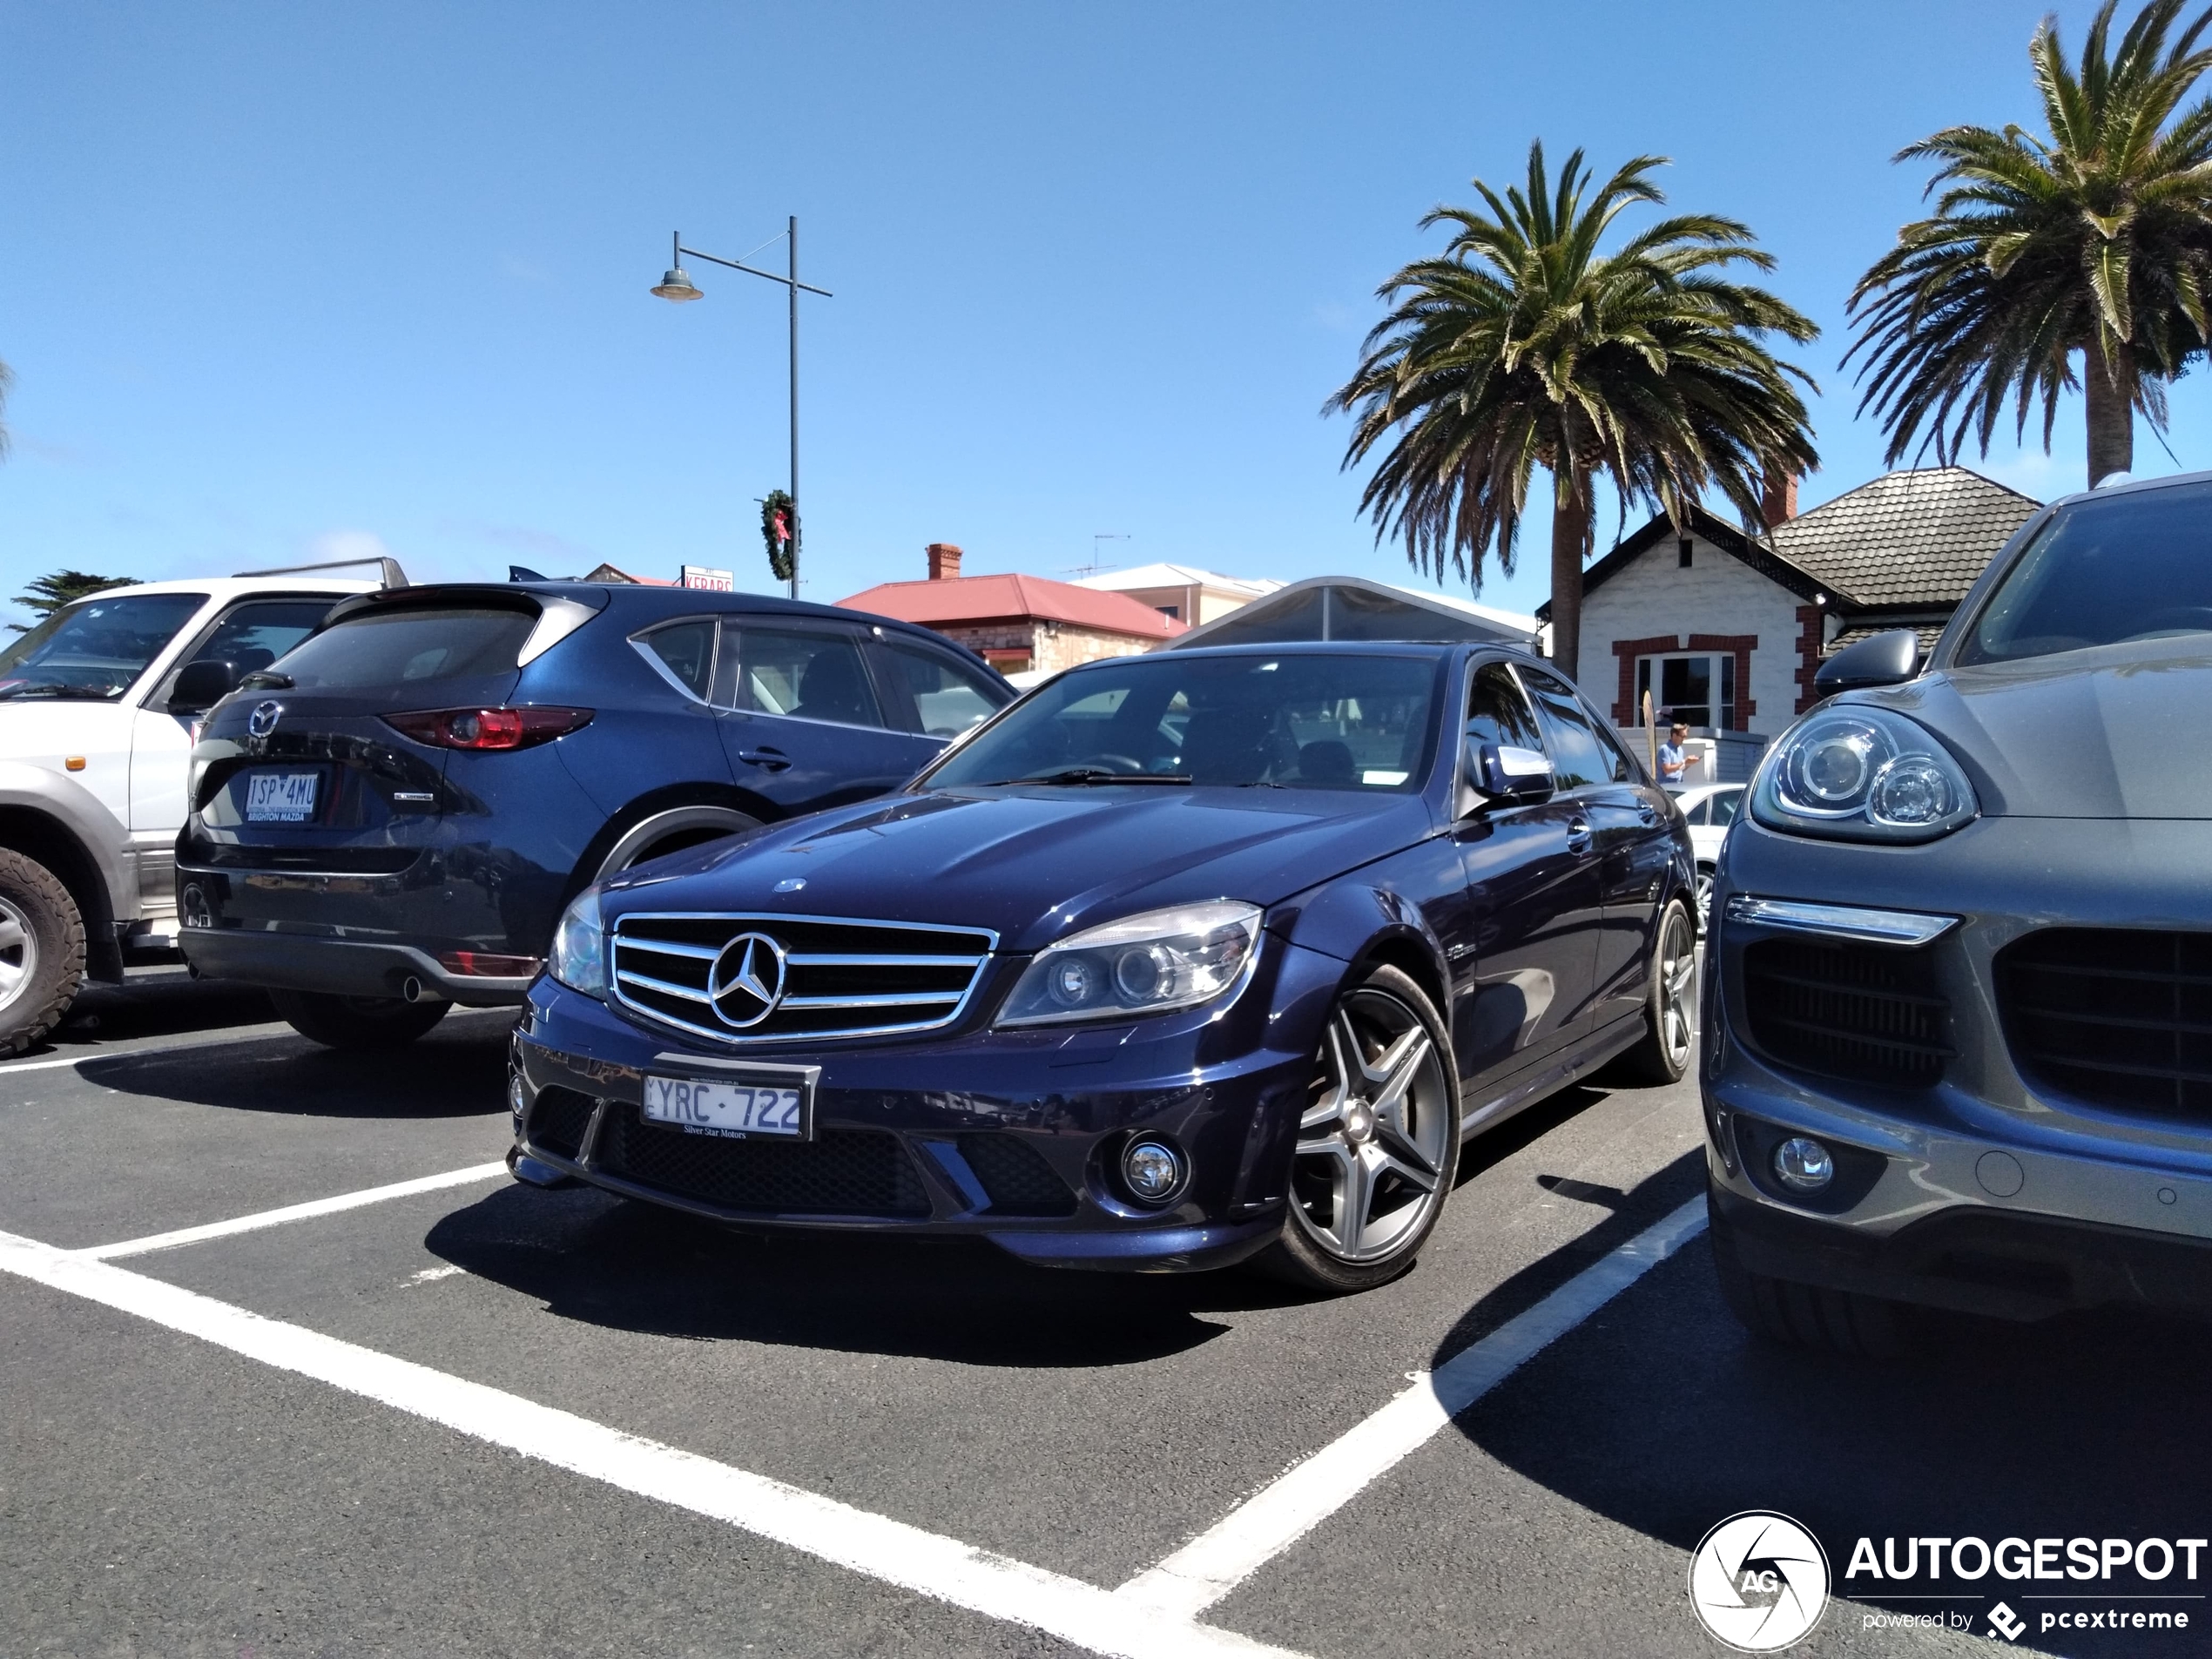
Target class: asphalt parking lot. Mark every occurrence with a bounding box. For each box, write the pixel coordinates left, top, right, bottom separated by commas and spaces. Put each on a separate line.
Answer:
4, 972, 2209, 1658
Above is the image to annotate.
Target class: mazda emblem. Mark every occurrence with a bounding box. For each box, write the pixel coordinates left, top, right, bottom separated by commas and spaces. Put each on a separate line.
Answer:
707, 932, 789, 1028
246, 699, 284, 739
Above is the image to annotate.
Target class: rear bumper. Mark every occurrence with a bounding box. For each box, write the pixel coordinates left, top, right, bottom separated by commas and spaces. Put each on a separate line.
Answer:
178, 927, 535, 1007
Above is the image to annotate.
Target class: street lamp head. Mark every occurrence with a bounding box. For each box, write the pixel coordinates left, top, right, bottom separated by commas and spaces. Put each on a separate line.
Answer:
651, 266, 704, 302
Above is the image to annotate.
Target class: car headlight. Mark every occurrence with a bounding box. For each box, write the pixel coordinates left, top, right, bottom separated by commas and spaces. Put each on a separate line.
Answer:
1751, 706, 1976, 842
996, 900, 1263, 1026
546, 887, 607, 998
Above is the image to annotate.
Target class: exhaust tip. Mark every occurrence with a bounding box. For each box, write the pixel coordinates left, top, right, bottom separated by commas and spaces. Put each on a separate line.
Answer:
401, 975, 425, 1003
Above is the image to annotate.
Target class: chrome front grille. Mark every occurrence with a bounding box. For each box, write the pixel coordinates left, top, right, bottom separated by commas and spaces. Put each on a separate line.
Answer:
609, 911, 997, 1045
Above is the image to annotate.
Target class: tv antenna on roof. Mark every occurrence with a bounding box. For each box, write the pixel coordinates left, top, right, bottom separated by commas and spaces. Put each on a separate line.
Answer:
1065, 533, 1130, 578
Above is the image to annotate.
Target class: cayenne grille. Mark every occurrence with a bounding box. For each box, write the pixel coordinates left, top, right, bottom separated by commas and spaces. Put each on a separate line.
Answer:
598, 1105, 929, 1217
527, 1086, 597, 1160
1743, 937, 1951, 1088
610, 912, 996, 1045
957, 1133, 1077, 1217
1998, 927, 2212, 1119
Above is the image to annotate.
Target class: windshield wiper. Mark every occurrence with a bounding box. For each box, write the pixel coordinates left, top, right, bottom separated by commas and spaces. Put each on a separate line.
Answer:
0, 681, 114, 701
240, 671, 293, 690
996, 766, 1194, 787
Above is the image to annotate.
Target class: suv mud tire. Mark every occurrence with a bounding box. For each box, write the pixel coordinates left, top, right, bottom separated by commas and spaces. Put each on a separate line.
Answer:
0, 849, 86, 1056
1709, 1192, 1907, 1359
269, 988, 451, 1049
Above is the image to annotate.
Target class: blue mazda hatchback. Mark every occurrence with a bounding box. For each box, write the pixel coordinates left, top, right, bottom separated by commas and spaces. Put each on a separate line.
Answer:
509, 641, 1697, 1291
177, 582, 1011, 1048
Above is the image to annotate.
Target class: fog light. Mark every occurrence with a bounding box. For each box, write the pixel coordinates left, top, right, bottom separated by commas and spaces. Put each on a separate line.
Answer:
1774, 1136, 1834, 1193
1121, 1137, 1188, 1204
509, 1071, 529, 1128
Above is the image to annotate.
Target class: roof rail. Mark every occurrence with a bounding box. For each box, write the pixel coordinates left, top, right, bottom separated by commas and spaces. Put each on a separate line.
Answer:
233, 556, 409, 589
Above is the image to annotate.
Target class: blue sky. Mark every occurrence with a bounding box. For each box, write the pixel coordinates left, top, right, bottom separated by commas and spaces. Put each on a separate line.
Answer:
4, 1, 2206, 628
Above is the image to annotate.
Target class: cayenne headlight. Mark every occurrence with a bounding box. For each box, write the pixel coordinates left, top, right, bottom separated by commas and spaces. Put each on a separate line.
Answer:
1752, 706, 1976, 842
546, 887, 607, 998
996, 900, 1262, 1026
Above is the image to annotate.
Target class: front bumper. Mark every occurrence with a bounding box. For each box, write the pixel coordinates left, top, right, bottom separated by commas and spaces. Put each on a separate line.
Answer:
504, 933, 1347, 1271
1703, 813, 2212, 1320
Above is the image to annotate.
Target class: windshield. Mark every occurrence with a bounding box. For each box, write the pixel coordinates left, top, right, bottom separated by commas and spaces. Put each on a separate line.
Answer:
924, 651, 1441, 791
0, 592, 207, 701
1960, 481, 2212, 664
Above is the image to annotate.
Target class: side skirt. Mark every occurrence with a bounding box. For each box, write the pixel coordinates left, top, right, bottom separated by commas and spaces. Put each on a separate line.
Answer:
1456, 1013, 1647, 1143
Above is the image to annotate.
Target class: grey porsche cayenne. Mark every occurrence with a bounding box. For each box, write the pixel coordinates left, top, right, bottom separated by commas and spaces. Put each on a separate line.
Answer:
1705, 469, 2212, 1352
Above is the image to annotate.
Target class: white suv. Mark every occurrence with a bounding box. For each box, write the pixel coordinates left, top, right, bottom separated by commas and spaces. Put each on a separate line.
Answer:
0, 562, 394, 1051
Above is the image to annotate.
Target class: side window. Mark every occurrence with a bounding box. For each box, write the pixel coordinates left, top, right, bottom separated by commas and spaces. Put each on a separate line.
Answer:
1465, 661, 1545, 752
1710, 789, 1743, 826
637, 619, 717, 701
879, 638, 1005, 738
1683, 797, 1711, 826
728, 624, 883, 729
1518, 668, 1611, 791
1589, 718, 1637, 783
156, 597, 339, 702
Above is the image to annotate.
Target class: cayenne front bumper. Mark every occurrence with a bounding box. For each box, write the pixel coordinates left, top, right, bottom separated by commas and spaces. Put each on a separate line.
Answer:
505, 933, 1348, 1271
1703, 813, 2212, 1320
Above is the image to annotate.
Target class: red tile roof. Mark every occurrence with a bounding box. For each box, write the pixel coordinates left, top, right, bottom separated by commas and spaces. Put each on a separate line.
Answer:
836, 573, 1186, 640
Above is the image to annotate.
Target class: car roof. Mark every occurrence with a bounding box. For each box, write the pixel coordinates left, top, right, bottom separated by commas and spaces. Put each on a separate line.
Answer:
61, 577, 378, 604
1078, 639, 1522, 664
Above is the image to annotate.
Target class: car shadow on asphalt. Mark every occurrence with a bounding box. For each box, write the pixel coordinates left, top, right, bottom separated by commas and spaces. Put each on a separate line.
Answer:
75, 1015, 515, 1119
421, 1178, 1335, 1368
21, 974, 278, 1055
1435, 1171, 2212, 1657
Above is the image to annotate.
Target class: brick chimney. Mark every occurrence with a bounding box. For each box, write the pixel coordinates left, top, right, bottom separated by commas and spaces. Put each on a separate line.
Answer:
1761, 470, 1800, 529
926, 543, 963, 581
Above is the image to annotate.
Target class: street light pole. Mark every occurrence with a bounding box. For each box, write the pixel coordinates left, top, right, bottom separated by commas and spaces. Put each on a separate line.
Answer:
651, 222, 833, 601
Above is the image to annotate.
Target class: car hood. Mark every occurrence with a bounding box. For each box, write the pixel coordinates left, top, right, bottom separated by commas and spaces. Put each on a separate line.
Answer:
600, 786, 1438, 953
1862, 636, 2212, 819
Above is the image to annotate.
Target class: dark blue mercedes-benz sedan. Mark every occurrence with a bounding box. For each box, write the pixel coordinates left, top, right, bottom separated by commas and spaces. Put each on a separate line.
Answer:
508, 641, 1696, 1291
176, 582, 1011, 1048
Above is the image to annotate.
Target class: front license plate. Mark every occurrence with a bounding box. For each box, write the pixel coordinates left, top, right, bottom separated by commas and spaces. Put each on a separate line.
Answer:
642, 1071, 813, 1139
244, 770, 320, 823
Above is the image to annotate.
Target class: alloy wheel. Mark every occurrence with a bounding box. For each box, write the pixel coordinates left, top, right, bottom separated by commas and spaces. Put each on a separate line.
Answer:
1695, 867, 1714, 929
1289, 988, 1453, 1265
1656, 904, 1696, 1071
0, 894, 38, 1017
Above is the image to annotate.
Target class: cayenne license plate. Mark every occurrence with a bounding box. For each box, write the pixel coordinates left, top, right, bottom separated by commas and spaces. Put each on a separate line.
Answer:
244, 770, 320, 823
642, 1068, 815, 1140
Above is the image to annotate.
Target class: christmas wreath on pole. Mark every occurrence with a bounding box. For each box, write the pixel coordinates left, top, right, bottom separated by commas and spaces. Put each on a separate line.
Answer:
760, 489, 797, 584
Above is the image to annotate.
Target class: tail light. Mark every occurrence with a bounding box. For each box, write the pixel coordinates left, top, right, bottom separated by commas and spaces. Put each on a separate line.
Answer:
382, 707, 593, 751
438, 950, 543, 977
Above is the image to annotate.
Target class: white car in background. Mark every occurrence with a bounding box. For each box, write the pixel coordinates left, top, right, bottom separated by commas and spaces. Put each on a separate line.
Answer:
0, 561, 395, 1052
1668, 781, 1743, 926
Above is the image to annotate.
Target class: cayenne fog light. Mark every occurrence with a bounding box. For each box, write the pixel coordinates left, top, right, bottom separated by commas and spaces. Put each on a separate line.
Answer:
1751, 706, 1976, 842
996, 900, 1263, 1026
508, 1070, 529, 1128
546, 887, 607, 999
1774, 1136, 1835, 1193
1121, 1137, 1189, 1204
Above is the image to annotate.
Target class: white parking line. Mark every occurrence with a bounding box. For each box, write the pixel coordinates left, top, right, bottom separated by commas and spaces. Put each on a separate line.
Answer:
0, 1229, 1305, 1659
1119, 1197, 1710, 1619
82, 1163, 511, 1260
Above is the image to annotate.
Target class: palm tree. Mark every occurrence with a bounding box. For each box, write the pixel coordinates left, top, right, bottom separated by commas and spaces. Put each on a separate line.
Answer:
1848, 0, 2212, 487
1329, 144, 1818, 683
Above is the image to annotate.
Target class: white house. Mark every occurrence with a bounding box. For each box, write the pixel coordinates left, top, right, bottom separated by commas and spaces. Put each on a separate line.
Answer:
1072, 563, 1282, 626
1541, 467, 2041, 740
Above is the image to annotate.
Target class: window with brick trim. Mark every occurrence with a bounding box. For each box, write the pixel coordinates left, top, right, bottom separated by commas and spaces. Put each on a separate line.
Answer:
1633, 651, 1736, 732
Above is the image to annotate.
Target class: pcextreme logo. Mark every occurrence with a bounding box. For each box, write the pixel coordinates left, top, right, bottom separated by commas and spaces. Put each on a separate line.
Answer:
1688, 1511, 1831, 1652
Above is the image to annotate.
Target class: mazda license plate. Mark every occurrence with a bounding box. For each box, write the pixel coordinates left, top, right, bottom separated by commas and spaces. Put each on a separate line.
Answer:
642, 1067, 816, 1140
244, 770, 320, 824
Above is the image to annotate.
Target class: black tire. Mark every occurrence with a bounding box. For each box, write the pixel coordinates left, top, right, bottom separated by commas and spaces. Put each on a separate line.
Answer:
0, 849, 86, 1056
1615, 899, 1696, 1085
1709, 1192, 1907, 1359
1253, 964, 1457, 1295
269, 987, 452, 1049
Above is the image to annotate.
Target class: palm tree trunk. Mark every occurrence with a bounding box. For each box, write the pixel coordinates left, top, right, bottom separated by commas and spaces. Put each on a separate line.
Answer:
2085, 341, 2135, 486
1548, 475, 1592, 683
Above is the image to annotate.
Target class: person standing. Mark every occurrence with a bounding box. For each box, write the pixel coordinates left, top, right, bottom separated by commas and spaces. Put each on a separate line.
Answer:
1657, 721, 1697, 785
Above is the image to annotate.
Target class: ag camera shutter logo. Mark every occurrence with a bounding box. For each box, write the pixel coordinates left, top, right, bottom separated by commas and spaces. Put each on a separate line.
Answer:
1689, 1511, 1831, 1651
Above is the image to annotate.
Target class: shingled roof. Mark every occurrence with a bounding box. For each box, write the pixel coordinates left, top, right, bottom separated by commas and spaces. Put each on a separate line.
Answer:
1766, 467, 2040, 607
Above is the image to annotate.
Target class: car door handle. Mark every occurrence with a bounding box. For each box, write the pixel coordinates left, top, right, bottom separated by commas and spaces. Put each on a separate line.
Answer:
733, 747, 792, 772
1637, 799, 1658, 824
1567, 819, 1593, 854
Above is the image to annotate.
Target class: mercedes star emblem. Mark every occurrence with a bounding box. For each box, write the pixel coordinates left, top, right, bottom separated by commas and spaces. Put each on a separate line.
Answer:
707, 932, 789, 1028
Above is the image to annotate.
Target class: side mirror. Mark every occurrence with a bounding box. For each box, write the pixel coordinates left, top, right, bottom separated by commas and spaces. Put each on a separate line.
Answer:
169, 658, 241, 714
1813, 629, 1919, 697
1465, 739, 1554, 806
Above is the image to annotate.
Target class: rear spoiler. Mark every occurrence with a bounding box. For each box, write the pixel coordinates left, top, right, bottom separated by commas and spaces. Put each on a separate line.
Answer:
234, 556, 410, 589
